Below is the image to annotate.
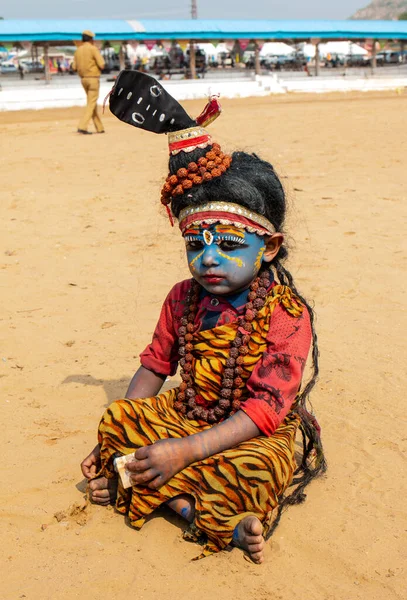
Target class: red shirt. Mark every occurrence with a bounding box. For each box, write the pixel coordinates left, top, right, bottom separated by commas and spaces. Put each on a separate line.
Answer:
140, 280, 312, 436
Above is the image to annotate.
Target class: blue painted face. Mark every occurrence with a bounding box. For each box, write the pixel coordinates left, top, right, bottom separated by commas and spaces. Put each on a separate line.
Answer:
183, 223, 267, 295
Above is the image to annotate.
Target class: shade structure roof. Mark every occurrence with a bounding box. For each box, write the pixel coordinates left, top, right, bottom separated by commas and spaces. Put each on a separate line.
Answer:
0, 19, 406, 43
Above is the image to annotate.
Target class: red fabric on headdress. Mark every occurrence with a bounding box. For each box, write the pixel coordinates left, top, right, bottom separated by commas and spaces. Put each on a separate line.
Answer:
165, 205, 174, 227
195, 96, 222, 127
179, 211, 273, 237
168, 133, 212, 155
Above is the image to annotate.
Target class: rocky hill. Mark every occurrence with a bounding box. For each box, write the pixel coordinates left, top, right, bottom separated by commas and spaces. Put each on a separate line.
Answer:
350, 0, 407, 19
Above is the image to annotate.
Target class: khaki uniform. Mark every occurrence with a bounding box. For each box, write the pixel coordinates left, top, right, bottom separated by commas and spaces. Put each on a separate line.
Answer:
72, 42, 105, 132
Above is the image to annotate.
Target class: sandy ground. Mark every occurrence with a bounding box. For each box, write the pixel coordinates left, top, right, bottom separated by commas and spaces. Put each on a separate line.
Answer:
1, 91, 406, 599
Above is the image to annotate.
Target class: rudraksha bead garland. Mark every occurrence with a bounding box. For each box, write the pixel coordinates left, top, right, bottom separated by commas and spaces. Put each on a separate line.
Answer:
160, 143, 232, 208
173, 269, 271, 423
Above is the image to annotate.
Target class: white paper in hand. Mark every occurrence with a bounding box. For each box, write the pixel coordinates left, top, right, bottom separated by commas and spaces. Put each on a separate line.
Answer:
114, 453, 135, 489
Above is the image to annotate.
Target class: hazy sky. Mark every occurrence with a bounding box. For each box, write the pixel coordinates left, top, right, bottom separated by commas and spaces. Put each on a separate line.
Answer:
1, 0, 367, 21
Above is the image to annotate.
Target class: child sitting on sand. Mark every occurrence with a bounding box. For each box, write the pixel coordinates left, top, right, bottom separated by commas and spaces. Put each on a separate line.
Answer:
80, 72, 326, 563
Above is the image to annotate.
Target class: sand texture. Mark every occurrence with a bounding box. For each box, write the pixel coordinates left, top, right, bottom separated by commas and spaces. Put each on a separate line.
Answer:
1, 91, 406, 599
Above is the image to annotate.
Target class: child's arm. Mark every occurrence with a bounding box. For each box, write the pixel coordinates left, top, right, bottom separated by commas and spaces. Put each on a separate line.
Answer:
126, 410, 260, 489
125, 365, 166, 399
81, 366, 165, 478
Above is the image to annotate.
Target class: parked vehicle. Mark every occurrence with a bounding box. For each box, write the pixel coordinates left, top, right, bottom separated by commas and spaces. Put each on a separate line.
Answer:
346, 54, 370, 67
217, 52, 235, 68
283, 53, 307, 70
20, 60, 44, 73
259, 53, 306, 71
0, 61, 17, 74
101, 50, 131, 74
242, 50, 255, 68
148, 53, 172, 77
376, 51, 403, 65
169, 45, 185, 70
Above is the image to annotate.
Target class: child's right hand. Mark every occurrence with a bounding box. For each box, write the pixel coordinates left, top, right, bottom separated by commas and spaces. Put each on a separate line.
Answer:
81, 444, 101, 479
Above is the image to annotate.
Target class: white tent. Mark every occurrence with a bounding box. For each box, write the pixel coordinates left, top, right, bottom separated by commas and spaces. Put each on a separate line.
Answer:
260, 42, 295, 57
196, 42, 242, 60
196, 43, 218, 55
303, 41, 368, 58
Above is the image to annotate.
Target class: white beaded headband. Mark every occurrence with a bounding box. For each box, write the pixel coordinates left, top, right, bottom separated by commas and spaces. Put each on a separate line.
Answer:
178, 202, 276, 237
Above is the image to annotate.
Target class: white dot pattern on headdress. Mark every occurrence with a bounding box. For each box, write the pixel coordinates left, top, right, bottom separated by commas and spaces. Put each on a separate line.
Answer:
132, 112, 145, 124
150, 85, 162, 97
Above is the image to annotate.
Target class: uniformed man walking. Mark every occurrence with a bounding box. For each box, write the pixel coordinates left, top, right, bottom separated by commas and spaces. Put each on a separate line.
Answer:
72, 30, 105, 134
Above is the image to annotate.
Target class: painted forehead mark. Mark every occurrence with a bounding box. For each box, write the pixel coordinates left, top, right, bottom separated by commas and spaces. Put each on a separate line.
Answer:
183, 223, 245, 238
214, 224, 245, 238
183, 225, 201, 237
203, 230, 214, 245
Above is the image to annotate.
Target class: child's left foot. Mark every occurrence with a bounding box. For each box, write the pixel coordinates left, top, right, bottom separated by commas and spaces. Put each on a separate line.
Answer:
166, 494, 195, 522
233, 516, 265, 564
88, 476, 118, 505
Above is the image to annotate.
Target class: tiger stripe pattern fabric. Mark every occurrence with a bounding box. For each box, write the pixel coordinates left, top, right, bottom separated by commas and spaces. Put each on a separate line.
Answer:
96, 285, 303, 557
192, 285, 303, 405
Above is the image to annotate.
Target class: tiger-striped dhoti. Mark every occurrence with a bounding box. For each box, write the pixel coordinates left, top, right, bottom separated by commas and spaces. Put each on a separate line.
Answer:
97, 389, 300, 558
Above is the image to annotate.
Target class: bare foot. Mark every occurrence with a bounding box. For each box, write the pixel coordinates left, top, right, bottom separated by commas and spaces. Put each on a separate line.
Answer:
88, 476, 118, 506
166, 494, 195, 522
233, 515, 265, 564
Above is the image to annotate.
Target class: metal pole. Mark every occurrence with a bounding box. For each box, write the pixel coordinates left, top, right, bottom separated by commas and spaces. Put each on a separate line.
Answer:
190, 0, 197, 79
119, 44, 125, 71
191, 0, 198, 19
315, 42, 320, 76
254, 42, 261, 76
371, 39, 377, 73
189, 40, 196, 79
43, 44, 51, 84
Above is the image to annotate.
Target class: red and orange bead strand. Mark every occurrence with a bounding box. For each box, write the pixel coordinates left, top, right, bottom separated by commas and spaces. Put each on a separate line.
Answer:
160, 143, 232, 217
173, 269, 271, 423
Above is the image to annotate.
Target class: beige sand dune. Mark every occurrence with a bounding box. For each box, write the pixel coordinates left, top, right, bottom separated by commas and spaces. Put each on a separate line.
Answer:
0, 91, 406, 599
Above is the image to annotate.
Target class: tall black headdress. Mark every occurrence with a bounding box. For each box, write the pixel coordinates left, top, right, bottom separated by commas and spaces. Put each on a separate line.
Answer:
109, 70, 221, 139
109, 70, 197, 134
108, 71, 230, 224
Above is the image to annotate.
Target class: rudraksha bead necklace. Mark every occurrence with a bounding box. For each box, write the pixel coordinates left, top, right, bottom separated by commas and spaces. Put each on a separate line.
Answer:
173, 268, 271, 423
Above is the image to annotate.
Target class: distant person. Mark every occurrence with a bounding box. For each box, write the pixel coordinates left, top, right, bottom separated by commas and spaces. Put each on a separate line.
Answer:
304, 64, 311, 77
72, 30, 105, 135
18, 62, 24, 80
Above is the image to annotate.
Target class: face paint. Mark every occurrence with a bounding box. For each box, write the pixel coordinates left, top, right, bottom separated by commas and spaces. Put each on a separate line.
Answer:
216, 249, 244, 268
184, 223, 267, 295
253, 246, 266, 274
189, 249, 204, 271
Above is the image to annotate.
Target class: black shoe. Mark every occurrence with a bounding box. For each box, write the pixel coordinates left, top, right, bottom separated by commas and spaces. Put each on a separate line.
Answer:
77, 129, 92, 135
